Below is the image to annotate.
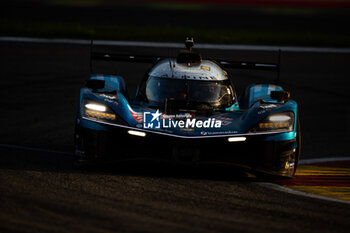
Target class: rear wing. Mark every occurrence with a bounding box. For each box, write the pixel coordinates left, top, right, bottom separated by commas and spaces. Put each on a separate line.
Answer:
91, 52, 161, 63
89, 39, 281, 81
218, 60, 278, 71
92, 51, 279, 70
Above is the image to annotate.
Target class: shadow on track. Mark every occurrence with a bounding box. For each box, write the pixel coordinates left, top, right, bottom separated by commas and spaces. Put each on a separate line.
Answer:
0, 146, 272, 183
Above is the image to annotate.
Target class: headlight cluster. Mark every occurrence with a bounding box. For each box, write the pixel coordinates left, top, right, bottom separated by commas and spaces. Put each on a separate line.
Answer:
83, 100, 116, 121
249, 112, 294, 133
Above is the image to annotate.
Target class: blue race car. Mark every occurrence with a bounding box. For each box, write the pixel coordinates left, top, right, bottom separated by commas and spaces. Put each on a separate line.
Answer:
74, 38, 301, 177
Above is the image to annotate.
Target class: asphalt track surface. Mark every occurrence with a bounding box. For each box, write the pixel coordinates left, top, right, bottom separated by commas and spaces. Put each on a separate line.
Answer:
1, 41, 350, 233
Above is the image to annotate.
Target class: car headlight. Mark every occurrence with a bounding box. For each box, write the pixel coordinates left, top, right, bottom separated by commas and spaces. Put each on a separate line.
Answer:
249, 112, 294, 133
83, 100, 116, 121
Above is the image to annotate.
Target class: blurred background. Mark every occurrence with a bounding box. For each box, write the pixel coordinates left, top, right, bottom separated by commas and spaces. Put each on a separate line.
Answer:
1, 2, 350, 232
0, 0, 349, 157
1, 0, 350, 47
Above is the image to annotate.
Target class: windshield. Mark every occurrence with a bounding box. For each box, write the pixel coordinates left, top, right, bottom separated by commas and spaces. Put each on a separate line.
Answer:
145, 76, 234, 108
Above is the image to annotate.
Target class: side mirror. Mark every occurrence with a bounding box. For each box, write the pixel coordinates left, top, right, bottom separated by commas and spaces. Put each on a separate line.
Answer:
270, 91, 290, 102
85, 79, 105, 90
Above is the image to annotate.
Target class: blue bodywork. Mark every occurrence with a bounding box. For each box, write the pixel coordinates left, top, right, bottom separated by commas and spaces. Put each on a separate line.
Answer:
78, 75, 298, 142
75, 72, 300, 177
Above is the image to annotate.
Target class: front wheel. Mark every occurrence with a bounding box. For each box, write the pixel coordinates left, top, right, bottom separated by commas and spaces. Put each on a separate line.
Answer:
279, 116, 301, 178
74, 122, 102, 163
293, 117, 301, 176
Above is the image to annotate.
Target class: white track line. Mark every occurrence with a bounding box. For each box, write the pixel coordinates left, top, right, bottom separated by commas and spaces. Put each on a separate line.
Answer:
260, 156, 350, 204
1, 36, 350, 53
258, 182, 350, 205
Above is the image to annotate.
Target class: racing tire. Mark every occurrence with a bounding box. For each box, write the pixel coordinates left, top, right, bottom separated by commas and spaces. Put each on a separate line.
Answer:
293, 116, 301, 176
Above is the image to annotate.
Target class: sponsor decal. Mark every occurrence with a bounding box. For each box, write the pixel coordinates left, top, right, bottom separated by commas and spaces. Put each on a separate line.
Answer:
99, 94, 117, 100
259, 104, 277, 109
215, 116, 234, 126
143, 110, 222, 129
162, 118, 221, 129
258, 104, 276, 114
143, 110, 161, 129
258, 108, 272, 115
104, 98, 118, 105
201, 130, 238, 136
